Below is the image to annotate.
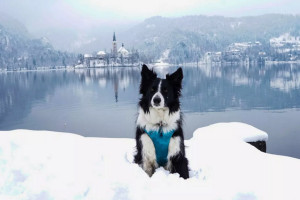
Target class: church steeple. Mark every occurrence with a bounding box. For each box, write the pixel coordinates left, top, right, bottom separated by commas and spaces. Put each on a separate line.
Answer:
113, 32, 116, 42
112, 32, 117, 58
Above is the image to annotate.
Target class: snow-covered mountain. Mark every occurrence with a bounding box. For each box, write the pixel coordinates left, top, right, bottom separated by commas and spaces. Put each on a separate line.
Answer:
0, 14, 76, 70
2, 13, 299, 67
0, 13, 29, 39
119, 14, 300, 62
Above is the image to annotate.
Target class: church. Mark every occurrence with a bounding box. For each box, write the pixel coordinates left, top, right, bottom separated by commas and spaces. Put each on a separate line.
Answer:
111, 32, 130, 62
82, 32, 139, 67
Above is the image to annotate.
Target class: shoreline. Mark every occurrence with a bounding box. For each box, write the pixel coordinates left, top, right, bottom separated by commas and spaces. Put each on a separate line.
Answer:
1, 60, 300, 73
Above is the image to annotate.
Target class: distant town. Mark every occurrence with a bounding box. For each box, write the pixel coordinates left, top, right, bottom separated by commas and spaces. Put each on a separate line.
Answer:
202, 33, 300, 65
2, 31, 300, 72
75, 32, 300, 69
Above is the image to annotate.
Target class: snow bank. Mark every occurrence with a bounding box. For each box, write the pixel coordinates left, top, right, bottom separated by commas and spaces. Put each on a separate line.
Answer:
0, 123, 299, 200
193, 122, 268, 142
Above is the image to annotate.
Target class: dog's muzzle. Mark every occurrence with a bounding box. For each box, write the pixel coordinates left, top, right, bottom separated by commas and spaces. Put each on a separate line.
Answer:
151, 93, 164, 108
153, 97, 161, 106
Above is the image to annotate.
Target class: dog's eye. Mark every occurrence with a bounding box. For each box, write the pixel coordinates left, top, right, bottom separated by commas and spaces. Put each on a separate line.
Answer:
163, 88, 168, 93
151, 87, 155, 92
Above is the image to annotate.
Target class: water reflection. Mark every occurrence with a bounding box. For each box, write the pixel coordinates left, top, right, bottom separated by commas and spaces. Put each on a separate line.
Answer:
1, 64, 300, 127
0, 68, 141, 130
74, 68, 140, 103
179, 64, 300, 112
0, 71, 71, 127
0, 64, 300, 158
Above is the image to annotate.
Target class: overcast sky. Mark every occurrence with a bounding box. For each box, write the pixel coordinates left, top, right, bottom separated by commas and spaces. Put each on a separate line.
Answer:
1, 0, 299, 30
0, 0, 299, 52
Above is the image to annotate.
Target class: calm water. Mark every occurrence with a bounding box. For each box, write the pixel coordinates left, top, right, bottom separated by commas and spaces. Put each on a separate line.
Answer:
1, 64, 300, 158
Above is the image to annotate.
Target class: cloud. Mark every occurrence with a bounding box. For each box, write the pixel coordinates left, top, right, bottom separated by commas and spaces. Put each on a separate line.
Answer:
64, 0, 300, 19
1, 0, 299, 29
0, 0, 299, 52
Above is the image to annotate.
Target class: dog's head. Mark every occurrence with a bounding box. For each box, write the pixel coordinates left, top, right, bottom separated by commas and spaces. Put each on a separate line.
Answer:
139, 64, 183, 113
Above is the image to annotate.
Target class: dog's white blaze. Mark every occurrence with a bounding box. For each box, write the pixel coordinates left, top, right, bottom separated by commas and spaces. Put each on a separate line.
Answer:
136, 107, 180, 133
166, 136, 181, 171
158, 80, 162, 92
151, 80, 165, 109
140, 134, 157, 176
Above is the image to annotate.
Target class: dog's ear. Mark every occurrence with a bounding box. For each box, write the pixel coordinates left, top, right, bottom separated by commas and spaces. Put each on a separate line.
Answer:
140, 64, 157, 94
166, 67, 183, 83
166, 68, 183, 97
141, 64, 157, 81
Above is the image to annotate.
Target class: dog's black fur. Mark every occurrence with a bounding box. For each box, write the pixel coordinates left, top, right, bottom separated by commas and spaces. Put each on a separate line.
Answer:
134, 64, 189, 179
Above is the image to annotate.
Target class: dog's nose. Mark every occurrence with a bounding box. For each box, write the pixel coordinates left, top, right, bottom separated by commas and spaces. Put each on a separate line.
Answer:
153, 97, 161, 105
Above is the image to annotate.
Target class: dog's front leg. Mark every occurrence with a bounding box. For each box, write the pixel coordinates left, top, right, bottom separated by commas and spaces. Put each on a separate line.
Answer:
140, 133, 158, 176
166, 136, 189, 179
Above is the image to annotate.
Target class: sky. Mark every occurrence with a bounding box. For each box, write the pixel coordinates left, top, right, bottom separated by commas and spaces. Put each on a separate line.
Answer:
0, 0, 299, 52
1, 0, 299, 29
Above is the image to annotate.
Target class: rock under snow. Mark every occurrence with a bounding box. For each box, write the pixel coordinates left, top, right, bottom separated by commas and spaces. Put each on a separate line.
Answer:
193, 122, 268, 142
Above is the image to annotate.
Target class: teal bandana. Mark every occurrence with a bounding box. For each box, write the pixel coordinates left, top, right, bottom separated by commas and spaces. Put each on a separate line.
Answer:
144, 128, 175, 166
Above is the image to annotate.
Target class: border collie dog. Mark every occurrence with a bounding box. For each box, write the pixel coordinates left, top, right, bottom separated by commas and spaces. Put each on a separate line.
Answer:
134, 64, 189, 179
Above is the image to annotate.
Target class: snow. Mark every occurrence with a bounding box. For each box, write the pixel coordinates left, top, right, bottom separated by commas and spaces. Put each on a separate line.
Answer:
97, 51, 106, 56
193, 122, 268, 142
118, 46, 129, 57
83, 54, 93, 58
74, 64, 86, 69
270, 33, 300, 48
154, 61, 170, 66
156, 49, 170, 65
1, 122, 300, 200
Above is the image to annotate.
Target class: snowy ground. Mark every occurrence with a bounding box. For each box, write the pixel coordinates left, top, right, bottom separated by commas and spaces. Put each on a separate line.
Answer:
0, 122, 299, 200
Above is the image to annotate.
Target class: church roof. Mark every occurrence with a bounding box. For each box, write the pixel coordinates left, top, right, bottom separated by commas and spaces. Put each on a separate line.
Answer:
97, 51, 106, 55
118, 46, 129, 54
118, 43, 129, 55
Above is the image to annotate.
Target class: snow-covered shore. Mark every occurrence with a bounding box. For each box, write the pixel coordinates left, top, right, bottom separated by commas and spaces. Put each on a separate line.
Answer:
0, 122, 299, 200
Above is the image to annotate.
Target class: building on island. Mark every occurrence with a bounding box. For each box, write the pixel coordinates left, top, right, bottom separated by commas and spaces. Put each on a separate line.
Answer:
78, 32, 139, 68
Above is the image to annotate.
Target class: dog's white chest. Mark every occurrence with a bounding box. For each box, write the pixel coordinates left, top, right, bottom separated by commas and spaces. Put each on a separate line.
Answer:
136, 107, 180, 133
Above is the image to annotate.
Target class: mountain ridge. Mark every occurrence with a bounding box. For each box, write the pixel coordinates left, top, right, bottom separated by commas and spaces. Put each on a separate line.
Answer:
0, 13, 76, 69
119, 14, 300, 62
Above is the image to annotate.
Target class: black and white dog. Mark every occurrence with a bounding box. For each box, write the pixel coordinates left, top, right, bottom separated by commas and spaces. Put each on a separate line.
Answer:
134, 64, 189, 179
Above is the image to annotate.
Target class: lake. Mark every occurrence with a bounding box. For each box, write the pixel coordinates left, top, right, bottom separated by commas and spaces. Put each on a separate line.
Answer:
0, 64, 300, 159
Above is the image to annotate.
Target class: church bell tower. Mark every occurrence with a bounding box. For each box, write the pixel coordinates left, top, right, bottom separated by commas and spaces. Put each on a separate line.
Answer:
112, 32, 117, 58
